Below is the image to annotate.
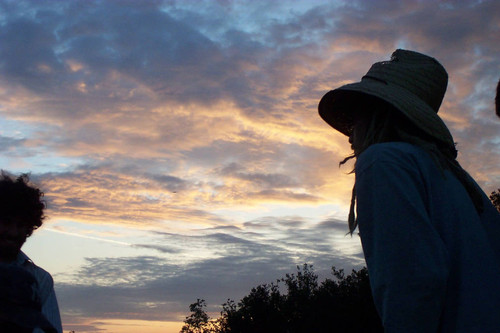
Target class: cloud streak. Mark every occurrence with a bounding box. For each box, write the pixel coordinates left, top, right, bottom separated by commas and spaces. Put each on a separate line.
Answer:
56, 215, 362, 325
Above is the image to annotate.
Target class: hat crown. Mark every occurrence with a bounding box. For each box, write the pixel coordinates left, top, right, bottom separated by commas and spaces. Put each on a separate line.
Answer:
363, 49, 448, 113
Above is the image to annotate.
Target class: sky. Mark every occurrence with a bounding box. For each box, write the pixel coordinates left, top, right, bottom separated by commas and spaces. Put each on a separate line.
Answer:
1, 0, 499, 332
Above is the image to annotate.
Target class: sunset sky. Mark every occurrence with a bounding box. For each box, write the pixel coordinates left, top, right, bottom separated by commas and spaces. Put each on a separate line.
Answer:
1, 0, 499, 332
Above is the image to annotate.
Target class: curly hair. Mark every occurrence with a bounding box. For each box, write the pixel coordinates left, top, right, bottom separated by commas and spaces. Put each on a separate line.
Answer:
0, 172, 46, 237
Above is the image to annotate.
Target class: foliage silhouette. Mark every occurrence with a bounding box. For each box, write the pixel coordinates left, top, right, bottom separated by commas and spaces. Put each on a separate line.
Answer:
181, 187, 500, 332
181, 264, 383, 333
180, 299, 220, 333
490, 188, 500, 212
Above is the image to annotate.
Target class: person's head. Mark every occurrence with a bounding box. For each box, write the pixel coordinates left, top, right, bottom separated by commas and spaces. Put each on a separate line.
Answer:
346, 95, 427, 156
0, 172, 45, 262
318, 49, 455, 159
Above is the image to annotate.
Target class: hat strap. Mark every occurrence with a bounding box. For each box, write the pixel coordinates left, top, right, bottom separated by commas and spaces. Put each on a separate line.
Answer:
348, 185, 357, 235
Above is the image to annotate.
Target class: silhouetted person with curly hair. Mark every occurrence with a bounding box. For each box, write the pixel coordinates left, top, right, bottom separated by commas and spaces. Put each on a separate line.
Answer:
0, 172, 62, 333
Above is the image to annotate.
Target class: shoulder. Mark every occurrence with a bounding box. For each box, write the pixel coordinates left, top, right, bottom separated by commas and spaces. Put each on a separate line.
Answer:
356, 142, 429, 173
359, 142, 426, 162
19, 252, 54, 288
16, 252, 55, 304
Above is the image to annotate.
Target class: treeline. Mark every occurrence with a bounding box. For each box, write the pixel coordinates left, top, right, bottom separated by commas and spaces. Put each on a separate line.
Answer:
181, 189, 500, 333
181, 264, 383, 333
490, 188, 500, 212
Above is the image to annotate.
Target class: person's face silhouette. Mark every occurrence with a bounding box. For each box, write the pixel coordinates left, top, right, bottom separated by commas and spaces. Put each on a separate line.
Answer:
0, 217, 29, 262
349, 109, 371, 154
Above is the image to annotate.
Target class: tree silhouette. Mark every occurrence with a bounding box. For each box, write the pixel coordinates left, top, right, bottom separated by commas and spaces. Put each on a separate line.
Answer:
181, 187, 500, 333
180, 299, 220, 333
181, 265, 382, 333
490, 188, 500, 212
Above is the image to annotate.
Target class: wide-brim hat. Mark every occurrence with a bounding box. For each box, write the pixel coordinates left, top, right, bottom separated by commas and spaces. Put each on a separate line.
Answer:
318, 49, 455, 150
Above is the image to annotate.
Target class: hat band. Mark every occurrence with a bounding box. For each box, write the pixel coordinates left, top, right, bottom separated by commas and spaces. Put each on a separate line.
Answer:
362, 75, 388, 85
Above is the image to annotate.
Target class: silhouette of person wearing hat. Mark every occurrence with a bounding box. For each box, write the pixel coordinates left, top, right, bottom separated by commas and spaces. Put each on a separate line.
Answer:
0, 172, 62, 333
318, 49, 500, 332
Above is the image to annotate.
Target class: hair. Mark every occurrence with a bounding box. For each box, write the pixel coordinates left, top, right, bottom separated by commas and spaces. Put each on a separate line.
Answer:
0, 172, 46, 237
341, 98, 484, 234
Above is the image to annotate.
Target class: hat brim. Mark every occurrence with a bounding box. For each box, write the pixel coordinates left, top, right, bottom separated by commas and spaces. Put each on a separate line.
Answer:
318, 79, 454, 146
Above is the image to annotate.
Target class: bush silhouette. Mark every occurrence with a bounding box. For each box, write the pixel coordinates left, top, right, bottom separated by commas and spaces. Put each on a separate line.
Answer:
181, 264, 383, 333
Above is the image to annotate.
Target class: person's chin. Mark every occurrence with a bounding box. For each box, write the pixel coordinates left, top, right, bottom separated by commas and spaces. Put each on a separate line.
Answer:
351, 144, 362, 154
0, 243, 22, 262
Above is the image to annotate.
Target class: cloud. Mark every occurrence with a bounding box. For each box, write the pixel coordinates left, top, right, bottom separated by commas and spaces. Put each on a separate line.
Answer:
2, 0, 496, 195
2, 0, 495, 239
56, 216, 363, 322
1, 1, 499, 330
0, 135, 25, 153
219, 162, 299, 188
131, 244, 180, 254
38, 165, 228, 227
